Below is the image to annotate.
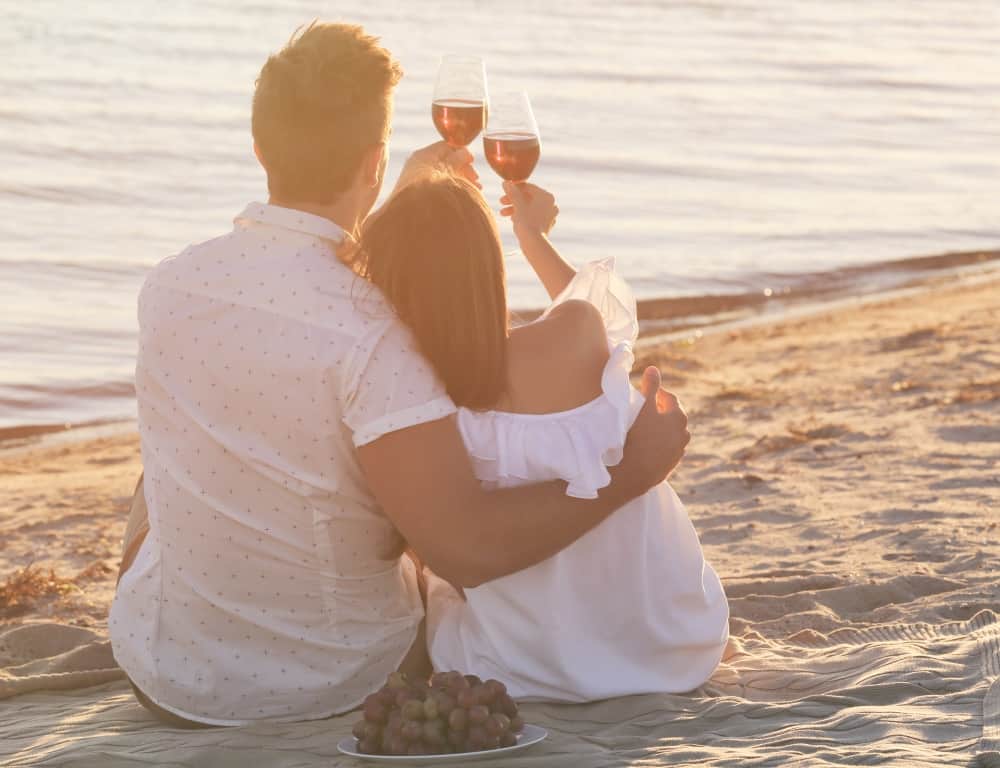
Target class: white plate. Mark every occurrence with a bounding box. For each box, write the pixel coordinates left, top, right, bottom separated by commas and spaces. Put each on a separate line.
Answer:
337, 724, 547, 763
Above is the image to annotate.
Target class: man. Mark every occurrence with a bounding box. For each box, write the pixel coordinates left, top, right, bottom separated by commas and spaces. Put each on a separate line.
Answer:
110, 21, 690, 727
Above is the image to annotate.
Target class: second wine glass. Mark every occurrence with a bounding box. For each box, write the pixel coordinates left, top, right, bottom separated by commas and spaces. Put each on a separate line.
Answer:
432, 55, 487, 148
482, 91, 540, 183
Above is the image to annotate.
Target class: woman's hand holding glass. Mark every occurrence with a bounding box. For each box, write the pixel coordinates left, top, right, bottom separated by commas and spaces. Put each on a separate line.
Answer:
499, 180, 559, 241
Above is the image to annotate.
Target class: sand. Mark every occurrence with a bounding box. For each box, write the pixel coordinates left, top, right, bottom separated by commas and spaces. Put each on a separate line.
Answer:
1, 271, 998, 640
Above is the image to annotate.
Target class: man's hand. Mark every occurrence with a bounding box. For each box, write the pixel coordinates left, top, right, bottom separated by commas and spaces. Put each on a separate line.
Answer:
619, 366, 690, 491
393, 141, 480, 194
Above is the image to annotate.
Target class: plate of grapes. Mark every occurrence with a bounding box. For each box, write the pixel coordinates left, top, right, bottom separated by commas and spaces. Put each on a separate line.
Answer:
338, 671, 547, 763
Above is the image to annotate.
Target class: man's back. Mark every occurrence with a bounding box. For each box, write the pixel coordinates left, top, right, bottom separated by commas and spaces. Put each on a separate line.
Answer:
110, 203, 455, 724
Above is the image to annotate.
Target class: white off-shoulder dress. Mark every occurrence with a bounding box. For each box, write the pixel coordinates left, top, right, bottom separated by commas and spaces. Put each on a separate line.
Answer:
425, 259, 729, 702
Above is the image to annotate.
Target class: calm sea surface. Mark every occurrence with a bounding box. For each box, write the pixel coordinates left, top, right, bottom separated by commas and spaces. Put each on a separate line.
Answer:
2, 1, 999, 429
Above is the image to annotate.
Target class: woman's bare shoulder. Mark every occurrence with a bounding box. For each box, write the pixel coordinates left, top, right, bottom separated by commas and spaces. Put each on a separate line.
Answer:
504, 300, 610, 414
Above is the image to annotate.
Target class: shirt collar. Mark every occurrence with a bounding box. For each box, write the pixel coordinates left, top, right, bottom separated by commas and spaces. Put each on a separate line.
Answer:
235, 202, 348, 244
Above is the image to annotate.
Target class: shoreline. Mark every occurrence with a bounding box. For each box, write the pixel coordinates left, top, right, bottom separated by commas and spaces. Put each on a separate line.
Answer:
2, 247, 998, 455
0, 419, 137, 456
639, 254, 1000, 347
635, 247, 1000, 338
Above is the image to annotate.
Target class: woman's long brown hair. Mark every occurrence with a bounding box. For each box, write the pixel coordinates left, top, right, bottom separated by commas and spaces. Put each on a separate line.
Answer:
357, 173, 508, 409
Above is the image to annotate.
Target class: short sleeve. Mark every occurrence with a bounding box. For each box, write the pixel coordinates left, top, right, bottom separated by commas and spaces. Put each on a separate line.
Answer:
540, 258, 639, 346
342, 318, 457, 447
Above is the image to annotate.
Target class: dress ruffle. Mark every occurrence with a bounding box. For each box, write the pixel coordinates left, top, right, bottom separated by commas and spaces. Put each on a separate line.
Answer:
458, 259, 644, 499
540, 257, 639, 347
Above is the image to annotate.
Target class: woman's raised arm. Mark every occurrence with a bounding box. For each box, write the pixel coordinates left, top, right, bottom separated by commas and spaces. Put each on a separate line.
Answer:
500, 181, 576, 300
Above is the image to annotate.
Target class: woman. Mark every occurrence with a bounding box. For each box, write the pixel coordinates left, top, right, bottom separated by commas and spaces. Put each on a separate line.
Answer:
355, 173, 728, 701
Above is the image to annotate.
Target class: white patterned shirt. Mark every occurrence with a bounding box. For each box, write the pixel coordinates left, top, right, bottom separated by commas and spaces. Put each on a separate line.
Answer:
110, 203, 456, 725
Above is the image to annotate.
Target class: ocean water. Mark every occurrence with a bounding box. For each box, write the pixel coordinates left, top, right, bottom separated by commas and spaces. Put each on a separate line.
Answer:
2, 1, 999, 429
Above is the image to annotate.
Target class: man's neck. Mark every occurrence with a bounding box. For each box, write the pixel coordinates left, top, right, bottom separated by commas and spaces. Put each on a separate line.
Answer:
267, 196, 362, 239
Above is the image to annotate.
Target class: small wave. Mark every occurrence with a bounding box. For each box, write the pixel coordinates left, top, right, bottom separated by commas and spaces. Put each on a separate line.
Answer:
9, 142, 192, 167
538, 151, 761, 183
0, 181, 137, 206
0, 257, 148, 279
0, 380, 135, 408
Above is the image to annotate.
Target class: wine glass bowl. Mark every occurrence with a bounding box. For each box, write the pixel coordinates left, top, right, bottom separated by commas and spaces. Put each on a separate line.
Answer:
432, 56, 487, 148
482, 91, 540, 183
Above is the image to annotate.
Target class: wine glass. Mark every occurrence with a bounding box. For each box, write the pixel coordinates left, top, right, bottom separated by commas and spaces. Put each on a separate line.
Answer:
482, 91, 540, 183
432, 55, 487, 148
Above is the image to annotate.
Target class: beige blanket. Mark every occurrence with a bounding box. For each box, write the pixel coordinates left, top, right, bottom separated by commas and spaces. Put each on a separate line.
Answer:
1, 612, 998, 767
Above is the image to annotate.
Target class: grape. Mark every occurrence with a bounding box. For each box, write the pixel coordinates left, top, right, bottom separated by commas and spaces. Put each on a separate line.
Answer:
386, 671, 409, 689
485, 679, 507, 699
468, 704, 489, 725
475, 683, 496, 706
433, 690, 456, 717
485, 713, 510, 737
500, 731, 518, 748
411, 680, 431, 701
388, 736, 408, 756
407, 742, 429, 756
482, 732, 501, 750
430, 671, 452, 689
447, 728, 466, 749
363, 722, 383, 741
456, 688, 477, 709
422, 719, 446, 747
464, 674, 483, 687
401, 720, 423, 742
448, 707, 468, 732
379, 726, 396, 754
352, 720, 367, 740
357, 737, 379, 754
363, 699, 386, 724
395, 689, 418, 708
422, 696, 439, 720
510, 715, 525, 733
401, 699, 425, 721
497, 693, 518, 718
467, 724, 487, 750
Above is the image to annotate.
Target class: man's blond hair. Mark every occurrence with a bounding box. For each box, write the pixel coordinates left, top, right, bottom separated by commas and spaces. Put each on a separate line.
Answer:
252, 22, 402, 205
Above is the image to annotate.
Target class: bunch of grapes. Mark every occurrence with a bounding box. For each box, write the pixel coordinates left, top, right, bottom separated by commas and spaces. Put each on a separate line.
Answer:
351, 670, 525, 756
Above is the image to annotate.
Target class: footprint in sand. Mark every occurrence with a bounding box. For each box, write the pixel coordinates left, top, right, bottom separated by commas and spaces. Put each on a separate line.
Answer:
936, 424, 1000, 443
878, 327, 938, 352
724, 573, 847, 599
732, 423, 856, 461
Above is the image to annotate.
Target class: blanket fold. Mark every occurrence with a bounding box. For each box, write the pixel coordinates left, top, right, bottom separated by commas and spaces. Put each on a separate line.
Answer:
0, 623, 124, 701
